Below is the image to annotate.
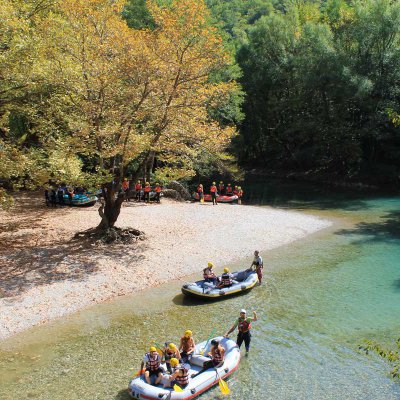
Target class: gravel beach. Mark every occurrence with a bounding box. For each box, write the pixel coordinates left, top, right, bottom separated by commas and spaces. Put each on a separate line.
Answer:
0, 194, 331, 340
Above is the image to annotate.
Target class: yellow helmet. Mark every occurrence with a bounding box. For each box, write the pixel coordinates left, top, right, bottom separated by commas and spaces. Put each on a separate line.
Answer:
149, 346, 157, 352
168, 343, 176, 350
207, 261, 213, 267
146, 182, 149, 185
212, 182, 216, 185
156, 183, 159, 186
224, 267, 229, 273
170, 358, 179, 367
184, 330, 192, 337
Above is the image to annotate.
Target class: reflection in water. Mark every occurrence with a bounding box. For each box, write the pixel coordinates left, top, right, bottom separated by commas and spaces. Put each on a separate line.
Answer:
0, 180, 400, 399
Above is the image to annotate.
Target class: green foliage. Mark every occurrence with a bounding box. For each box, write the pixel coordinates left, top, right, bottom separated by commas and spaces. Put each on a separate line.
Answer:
236, 0, 400, 182
359, 338, 400, 380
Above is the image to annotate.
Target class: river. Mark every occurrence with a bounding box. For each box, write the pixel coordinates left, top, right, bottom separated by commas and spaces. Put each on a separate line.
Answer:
0, 180, 399, 399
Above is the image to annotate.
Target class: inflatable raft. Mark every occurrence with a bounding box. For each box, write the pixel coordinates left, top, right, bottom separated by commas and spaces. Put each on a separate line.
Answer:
181, 269, 258, 299
63, 193, 97, 206
192, 193, 238, 203
128, 337, 240, 400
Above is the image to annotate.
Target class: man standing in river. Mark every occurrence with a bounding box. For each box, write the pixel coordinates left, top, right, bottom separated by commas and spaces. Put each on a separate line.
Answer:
224, 309, 257, 355
251, 250, 263, 284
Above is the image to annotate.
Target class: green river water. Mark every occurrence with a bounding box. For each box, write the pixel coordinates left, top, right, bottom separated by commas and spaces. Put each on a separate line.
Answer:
0, 181, 399, 399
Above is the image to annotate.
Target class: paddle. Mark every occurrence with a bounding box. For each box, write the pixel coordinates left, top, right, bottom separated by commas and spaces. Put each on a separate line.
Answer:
173, 384, 184, 392
215, 368, 230, 395
200, 328, 217, 355
135, 368, 145, 377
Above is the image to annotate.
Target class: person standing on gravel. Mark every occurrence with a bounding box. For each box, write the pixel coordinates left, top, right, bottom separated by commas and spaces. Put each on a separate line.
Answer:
251, 250, 264, 284
210, 182, 218, 205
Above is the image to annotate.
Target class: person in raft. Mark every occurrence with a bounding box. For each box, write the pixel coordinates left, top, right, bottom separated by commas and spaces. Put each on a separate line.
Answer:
216, 267, 233, 288
197, 183, 204, 203
251, 250, 263, 284
154, 183, 162, 203
135, 180, 142, 202
179, 330, 196, 362
143, 182, 151, 203
210, 182, 218, 205
163, 342, 181, 373
203, 262, 217, 284
140, 346, 163, 385
164, 358, 190, 389
226, 183, 233, 195
191, 339, 225, 377
224, 309, 257, 354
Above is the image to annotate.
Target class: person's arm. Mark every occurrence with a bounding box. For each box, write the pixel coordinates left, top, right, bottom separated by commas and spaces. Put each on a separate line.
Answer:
176, 349, 181, 360
179, 338, 183, 351
224, 321, 237, 337
188, 338, 195, 354
252, 311, 258, 322
169, 369, 178, 381
220, 347, 226, 359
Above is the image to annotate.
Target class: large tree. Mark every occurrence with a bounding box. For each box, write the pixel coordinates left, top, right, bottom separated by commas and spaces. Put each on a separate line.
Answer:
33, 0, 237, 230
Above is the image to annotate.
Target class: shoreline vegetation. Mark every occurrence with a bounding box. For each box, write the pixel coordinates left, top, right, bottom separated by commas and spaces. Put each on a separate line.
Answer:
0, 193, 331, 341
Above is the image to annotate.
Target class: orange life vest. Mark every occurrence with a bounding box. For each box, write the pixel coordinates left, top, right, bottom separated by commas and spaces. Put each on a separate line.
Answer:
155, 186, 161, 193
122, 181, 129, 190
144, 185, 151, 193
210, 185, 217, 193
226, 186, 232, 193
135, 183, 142, 190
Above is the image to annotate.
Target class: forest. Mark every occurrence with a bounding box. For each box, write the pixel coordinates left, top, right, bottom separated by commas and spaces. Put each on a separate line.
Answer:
1, 0, 400, 215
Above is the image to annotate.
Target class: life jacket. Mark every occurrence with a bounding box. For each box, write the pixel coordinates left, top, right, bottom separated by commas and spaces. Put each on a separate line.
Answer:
238, 318, 252, 333
210, 185, 217, 193
135, 183, 142, 190
155, 186, 161, 193
238, 189, 243, 197
233, 189, 239, 195
221, 273, 232, 286
174, 365, 189, 386
197, 186, 203, 193
145, 352, 161, 371
203, 268, 214, 279
226, 186, 232, 194
218, 184, 224, 192
144, 185, 151, 193
181, 337, 192, 352
122, 181, 129, 190
213, 347, 224, 364
164, 349, 175, 362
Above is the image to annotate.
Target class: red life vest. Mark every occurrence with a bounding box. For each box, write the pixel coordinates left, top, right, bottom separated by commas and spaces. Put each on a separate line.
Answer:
155, 186, 161, 193
213, 348, 224, 363
197, 186, 203, 193
145, 352, 161, 371
233, 189, 239, 195
174, 366, 189, 386
210, 185, 217, 193
238, 318, 252, 333
135, 183, 142, 190
221, 273, 232, 286
144, 186, 151, 193
218, 184, 224, 192
122, 181, 129, 190
226, 186, 232, 193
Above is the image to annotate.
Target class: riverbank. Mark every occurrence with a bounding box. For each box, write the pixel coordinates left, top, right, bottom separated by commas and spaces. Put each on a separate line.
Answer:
0, 193, 331, 340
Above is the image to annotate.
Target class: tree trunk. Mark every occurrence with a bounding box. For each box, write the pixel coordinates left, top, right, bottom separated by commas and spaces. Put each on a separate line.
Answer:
96, 183, 125, 231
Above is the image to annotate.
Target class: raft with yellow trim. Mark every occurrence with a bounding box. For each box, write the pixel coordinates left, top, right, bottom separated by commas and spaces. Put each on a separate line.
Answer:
128, 337, 240, 400
181, 269, 258, 299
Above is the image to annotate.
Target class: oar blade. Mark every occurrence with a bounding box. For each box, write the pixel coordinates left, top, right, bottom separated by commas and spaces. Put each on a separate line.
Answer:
219, 378, 230, 395
173, 384, 184, 392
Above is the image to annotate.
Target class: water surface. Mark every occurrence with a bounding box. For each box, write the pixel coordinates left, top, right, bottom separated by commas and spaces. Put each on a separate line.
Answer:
0, 182, 399, 399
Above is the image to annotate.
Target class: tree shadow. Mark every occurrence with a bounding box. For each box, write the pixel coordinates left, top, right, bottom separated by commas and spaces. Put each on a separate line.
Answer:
114, 388, 131, 400
0, 192, 145, 298
334, 210, 400, 243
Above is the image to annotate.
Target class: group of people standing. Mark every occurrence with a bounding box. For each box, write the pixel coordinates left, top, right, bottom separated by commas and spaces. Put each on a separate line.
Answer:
45, 185, 78, 207
140, 308, 258, 389
197, 181, 244, 205
123, 179, 162, 203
